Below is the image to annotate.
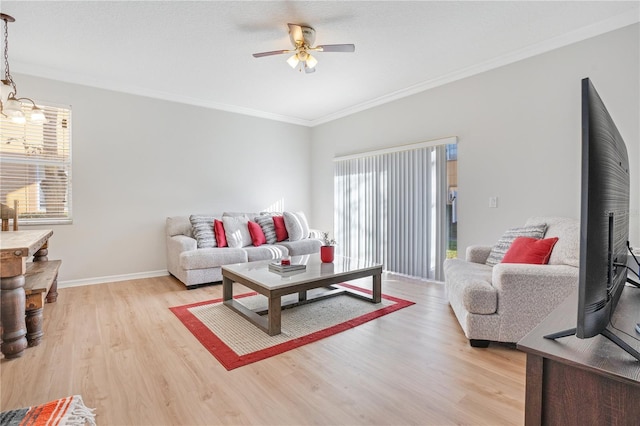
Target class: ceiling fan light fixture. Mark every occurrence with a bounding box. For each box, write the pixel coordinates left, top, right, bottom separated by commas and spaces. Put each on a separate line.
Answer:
306, 54, 318, 69
286, 54, 300, 69
252, 23, 355, 74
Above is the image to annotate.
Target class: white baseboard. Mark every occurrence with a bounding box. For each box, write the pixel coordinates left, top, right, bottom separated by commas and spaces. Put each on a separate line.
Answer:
59, 270, 170, 288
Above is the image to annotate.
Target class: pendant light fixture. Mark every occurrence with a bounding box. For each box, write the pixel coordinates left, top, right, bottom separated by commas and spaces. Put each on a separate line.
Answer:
1, 13, 46, 124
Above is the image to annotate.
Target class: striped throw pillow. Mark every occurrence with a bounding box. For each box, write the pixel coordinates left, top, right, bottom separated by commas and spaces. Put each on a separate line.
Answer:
189, 215, 217, 248
255, 215, 277, 244
485, 223, 547, 266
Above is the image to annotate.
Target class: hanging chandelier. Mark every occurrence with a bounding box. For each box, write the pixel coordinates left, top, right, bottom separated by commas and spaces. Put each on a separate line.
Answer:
0, 13, 46, 124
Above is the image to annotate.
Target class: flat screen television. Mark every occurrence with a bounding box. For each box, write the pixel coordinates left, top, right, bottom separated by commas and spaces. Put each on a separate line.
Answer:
544, 78, 640, 361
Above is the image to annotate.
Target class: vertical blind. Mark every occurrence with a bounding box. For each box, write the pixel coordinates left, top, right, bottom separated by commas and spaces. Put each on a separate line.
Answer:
0, 103, 72, 224
334, 141, 451, 280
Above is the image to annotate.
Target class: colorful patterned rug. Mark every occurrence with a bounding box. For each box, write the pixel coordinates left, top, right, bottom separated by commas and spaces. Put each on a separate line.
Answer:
170, 283, 414, 370
0, 395, 95, 426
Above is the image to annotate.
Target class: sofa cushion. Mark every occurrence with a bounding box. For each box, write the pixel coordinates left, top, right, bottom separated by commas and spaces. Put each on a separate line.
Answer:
485, 223, 547, 266
180, 248, 247, 270
466, 245, 492, 264
502, 237, 559, 264
444, 258, 497, 314
283, 211, 310, 241
278, 239, 323, 256
222, 216, 253, 248
244, 245, 289, 262
189, 215, 217, 248
166, 216, 193, 238
254, 215, 278, 244
223, 211, 259, 218
525, 217, 579, 267
273, 215, 288, 242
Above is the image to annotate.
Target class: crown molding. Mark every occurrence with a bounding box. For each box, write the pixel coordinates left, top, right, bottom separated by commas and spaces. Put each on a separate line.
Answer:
308, 12, 639, 127
13, 63, 313, 126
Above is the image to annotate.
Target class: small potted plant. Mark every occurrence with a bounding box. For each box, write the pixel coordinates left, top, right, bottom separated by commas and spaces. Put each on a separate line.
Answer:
320, 232, 337, 263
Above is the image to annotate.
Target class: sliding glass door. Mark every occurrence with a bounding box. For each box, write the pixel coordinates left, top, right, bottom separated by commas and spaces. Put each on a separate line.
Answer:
334, 140, 456, 280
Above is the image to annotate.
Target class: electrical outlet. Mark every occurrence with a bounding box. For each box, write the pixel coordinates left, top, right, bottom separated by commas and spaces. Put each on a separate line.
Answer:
489, 197, 498, 208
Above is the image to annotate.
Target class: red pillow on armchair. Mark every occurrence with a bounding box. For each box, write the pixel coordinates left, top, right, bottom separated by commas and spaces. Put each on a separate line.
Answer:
501, 236, 559, 265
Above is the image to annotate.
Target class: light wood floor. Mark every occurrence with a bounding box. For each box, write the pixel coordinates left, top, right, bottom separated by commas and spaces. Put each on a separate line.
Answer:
0, 273, 526, 425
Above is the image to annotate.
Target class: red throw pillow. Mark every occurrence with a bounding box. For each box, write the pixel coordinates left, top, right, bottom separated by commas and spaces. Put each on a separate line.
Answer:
247, 221, 267, 247
213, 219, 227, 248
272, 215, 288, 242
501, 237, 559, 265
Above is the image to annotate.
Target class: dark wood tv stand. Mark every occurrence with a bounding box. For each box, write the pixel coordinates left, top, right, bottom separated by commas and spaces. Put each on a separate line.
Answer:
517, 285, 640, 425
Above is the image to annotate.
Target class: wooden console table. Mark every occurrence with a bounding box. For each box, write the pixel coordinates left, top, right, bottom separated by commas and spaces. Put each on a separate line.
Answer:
517, 285, 640, 425
0, 230, 59, 359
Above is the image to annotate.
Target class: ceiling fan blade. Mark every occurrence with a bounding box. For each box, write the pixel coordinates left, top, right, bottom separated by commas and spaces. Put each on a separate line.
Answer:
288, 23, 304, 46
316, 44, 355, 53
252, 50, 290, 58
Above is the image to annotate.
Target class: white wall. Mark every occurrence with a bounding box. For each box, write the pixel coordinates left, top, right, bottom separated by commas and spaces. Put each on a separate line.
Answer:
310, 24, 640, 258
10, 24, 638, 284
14, 75, 312, 284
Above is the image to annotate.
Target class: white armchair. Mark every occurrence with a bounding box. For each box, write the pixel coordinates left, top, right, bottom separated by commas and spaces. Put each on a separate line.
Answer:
444, 217, 579, 346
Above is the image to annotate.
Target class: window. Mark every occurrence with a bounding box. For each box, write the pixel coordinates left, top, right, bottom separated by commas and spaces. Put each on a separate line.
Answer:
334, 138, 457, 281
0, 103, 72, 224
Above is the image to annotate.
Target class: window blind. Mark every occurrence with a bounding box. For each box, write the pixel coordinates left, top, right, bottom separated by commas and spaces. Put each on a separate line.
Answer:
334, 140, 452, 280
0, 103, 72, 224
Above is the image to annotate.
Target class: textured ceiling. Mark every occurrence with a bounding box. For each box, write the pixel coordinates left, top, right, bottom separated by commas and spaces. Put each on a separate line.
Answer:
2, 1, 639, 126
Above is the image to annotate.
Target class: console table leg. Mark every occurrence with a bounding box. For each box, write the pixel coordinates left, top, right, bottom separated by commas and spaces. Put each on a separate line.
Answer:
25, 306, 44, 346
45, 273, 59, 303
33, 243, 48, 262
0, 274, 28, 358
26, 242, 55, 346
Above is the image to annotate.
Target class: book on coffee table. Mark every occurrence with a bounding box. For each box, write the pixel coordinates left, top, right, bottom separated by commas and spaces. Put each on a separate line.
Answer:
268, 262, 306, 273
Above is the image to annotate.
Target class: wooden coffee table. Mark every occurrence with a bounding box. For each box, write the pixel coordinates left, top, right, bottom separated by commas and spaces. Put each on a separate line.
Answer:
221, 255, 382, 336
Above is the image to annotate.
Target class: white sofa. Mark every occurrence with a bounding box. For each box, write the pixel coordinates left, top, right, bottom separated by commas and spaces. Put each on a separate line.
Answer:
443, 217, 579, 346
166, 213, 322, 288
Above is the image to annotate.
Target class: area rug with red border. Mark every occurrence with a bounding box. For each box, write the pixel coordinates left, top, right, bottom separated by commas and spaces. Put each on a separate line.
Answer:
170, 283, 414, 370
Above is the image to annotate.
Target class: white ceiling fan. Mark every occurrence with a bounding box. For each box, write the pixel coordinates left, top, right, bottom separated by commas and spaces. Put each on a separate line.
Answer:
252, 23, 355, 73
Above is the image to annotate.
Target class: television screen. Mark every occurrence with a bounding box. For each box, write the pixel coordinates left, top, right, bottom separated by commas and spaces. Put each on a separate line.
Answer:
544, 78, 639, 361
577, 77, 629, 339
